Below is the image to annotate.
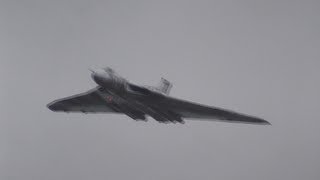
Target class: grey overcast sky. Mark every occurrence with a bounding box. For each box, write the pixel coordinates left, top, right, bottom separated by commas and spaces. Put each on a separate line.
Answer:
1, 0, 320, 180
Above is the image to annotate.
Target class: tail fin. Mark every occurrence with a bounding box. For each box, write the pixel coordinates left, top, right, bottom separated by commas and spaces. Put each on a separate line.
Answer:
156, 78, 172, 95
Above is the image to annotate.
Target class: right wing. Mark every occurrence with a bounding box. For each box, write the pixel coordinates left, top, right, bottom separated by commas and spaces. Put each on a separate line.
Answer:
47, 87, 119, 113
161, 96, 270, 125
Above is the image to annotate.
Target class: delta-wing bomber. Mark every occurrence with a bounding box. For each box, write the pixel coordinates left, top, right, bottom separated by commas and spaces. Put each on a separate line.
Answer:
47, 67, 270, 125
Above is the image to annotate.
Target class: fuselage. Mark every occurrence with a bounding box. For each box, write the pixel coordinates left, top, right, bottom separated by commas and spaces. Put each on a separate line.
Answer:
90, 68, 178, 122
91, 67, 166, 99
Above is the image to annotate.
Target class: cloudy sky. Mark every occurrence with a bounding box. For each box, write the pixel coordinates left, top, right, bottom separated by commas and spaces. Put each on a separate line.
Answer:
1, 0, 320, 180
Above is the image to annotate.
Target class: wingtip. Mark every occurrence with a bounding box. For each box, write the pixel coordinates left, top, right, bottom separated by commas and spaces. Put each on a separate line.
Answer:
260, 119, 271, 125
265, 121, 272, 125
46, 102, 55, 111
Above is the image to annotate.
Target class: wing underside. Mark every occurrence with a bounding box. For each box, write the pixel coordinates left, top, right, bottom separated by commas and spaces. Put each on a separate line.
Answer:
158, 96, 270, 125
47, 87, 119, 113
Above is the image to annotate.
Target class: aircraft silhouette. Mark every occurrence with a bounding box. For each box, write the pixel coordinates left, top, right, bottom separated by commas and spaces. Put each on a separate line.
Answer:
47, 67, 270, 125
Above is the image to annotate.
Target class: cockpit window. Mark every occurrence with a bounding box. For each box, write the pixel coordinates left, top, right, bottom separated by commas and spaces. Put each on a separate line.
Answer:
103, 67, 114, 73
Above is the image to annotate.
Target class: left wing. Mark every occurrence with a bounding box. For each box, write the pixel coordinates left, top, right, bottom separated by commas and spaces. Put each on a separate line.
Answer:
159, 96, 270, 125
47, 87, 119, 113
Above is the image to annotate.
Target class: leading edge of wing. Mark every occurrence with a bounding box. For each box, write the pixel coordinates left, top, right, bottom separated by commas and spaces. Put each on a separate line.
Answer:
162, 96, 271, 125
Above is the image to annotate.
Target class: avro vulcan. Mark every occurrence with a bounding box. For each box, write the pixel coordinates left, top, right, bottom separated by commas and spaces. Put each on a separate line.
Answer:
47, 67, 270, 125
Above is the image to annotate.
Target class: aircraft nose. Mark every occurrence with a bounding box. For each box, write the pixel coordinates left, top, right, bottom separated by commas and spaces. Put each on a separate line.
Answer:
91, 69, 112, 86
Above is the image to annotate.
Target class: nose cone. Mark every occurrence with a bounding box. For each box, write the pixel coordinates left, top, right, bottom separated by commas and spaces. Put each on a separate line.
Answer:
91, 69, 112, 86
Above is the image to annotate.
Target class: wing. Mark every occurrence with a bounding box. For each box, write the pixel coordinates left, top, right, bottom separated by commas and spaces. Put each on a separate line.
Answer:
162, 96, 270, 125
47, 87, 119, 113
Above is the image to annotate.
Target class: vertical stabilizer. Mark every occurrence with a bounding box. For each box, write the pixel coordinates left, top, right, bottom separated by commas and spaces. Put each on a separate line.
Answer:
156, 78, 172, 95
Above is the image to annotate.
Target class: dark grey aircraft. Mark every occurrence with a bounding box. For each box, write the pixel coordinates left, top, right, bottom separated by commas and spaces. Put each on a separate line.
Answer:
47, 67, 270, 125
